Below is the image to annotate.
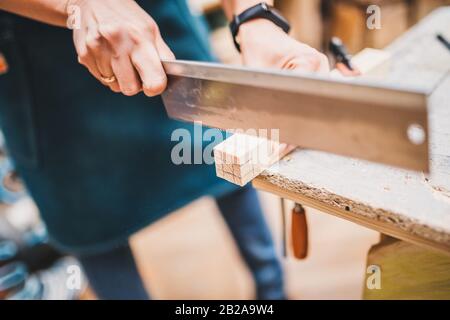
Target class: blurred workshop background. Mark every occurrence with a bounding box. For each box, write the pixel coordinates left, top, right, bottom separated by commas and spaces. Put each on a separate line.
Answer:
1, 0, 449, 300
197, 0, 450, 63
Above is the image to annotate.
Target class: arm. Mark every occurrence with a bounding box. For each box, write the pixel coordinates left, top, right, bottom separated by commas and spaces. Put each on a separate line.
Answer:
221, 0, 273, 19
0, 0, 69, 27
221, 0, 329, 72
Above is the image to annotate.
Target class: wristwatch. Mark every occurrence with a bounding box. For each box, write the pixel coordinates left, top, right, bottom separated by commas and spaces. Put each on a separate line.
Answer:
229, 2, 291, 52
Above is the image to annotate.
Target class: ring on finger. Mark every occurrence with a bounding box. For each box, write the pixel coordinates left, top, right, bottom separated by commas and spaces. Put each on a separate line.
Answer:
100, 74, 117, 83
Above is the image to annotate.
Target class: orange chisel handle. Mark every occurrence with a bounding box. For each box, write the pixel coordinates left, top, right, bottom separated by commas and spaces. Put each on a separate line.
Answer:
292, 203, 308, 259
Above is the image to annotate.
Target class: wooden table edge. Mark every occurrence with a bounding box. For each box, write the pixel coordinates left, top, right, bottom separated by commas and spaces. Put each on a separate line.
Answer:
253, 177, 450, 256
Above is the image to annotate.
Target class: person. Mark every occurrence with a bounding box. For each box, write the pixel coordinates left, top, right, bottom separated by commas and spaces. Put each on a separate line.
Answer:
0, 0, 329, 299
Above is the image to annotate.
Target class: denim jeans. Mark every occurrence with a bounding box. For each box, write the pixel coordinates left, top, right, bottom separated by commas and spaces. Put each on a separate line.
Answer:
78, 186, 285, 300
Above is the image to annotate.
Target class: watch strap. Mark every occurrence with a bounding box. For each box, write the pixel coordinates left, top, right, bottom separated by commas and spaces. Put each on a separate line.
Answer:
229, 2, 290, 52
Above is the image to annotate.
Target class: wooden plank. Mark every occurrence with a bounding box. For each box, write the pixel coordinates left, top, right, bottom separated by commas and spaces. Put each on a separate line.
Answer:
253, 178, 450, 255
253, 8, 450, 254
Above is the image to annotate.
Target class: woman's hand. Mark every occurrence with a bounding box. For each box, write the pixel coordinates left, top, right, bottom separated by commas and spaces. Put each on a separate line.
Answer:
238, 19, 329, 73
68, 0, 175, 96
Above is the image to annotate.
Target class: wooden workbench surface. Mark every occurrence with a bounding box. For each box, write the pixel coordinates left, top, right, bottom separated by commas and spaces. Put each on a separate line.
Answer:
253, 8, 450, 254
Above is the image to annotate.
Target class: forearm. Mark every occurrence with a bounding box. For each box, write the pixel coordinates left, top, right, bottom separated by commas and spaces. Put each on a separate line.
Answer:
0, 0, 69, 27
221, 0, 274, 20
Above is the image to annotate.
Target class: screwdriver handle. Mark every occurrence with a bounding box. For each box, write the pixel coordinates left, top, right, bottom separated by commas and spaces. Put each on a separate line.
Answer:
292, 203, 308, 259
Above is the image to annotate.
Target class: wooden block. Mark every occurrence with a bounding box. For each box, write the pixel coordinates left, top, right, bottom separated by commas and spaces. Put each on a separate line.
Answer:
213, 133, 264, 165
214, 134, 295, 186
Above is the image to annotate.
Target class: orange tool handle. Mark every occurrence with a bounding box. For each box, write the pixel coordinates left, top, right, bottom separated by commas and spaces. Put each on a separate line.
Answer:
292, 203, 308, 259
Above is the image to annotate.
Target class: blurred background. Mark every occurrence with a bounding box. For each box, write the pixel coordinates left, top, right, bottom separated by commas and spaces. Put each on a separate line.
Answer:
1, 0, 449, 300
194, 0, 450, 63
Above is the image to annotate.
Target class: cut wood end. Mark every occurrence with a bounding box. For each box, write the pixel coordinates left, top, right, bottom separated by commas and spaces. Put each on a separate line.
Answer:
213, 132, 296, 186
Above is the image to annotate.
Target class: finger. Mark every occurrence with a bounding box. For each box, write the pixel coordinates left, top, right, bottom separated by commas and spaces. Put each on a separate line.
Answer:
111, 53, 142, 96
85, 21, 121, 93
336, 63, 360, 77
74, 28, 103, 82
317, 53, 331, 74
155, 34, 176, 60
336, 63, 355, 76
131, 42, 167, 97
98, 55, 121, 93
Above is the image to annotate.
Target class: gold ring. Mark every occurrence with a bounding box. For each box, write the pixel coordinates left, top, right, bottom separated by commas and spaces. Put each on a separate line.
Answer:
100, 75, 117, 83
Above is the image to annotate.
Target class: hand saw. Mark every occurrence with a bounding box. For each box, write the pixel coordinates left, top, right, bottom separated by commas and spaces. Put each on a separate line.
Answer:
161, 59, 429, 172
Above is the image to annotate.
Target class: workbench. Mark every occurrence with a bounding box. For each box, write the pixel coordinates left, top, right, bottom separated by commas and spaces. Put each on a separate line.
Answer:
253, 8, 450, 255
